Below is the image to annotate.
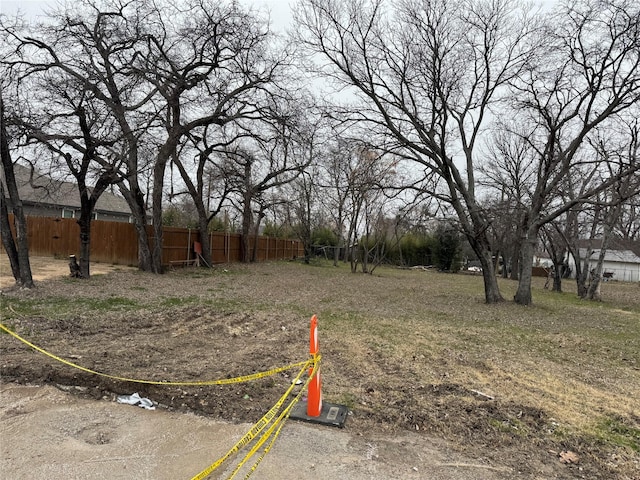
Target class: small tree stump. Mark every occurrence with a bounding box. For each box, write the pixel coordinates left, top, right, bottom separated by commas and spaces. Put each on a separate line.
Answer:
69, 255, 81, 278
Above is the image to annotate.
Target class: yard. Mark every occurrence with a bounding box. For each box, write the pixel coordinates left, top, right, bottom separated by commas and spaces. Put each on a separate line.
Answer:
1, 259, 639, 479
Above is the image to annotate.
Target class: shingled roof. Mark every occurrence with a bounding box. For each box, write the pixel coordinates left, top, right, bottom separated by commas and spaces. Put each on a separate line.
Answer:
3, 163, 130, 214
577, 237, 640, 262
579, 248, 640, 265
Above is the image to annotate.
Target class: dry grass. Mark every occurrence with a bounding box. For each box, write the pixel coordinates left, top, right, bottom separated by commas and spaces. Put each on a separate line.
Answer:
1, 258, 639, 478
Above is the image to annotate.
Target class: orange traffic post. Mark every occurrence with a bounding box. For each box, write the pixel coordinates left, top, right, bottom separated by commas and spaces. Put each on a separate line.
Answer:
290, 315, 348, 428
307, 315, 322, 417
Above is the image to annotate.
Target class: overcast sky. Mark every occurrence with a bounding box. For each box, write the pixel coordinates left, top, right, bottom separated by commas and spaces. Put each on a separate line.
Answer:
0, 0, 295, 31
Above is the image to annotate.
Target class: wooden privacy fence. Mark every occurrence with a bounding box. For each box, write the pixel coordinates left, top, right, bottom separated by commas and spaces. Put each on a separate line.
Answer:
4, 216, 304, 266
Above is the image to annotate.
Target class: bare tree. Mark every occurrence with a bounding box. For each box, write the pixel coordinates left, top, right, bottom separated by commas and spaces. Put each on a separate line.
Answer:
349, 147, 399, 274
481, 126, 538, 280
508, 0, 640, 305
540, 221, 568, 292
1, 1, 159, 271
131, 0, 289, 272
319, 137, 357, 267
168, 129, 236, 267
216, 107, 313, 263
296, 0, 539, 302
2, 0, 294, 273
612, 122, 640, 242
287, 171, 316, 263
614, 192, 640, 241
585, 126, 640, 300
9, 70, 123, 278
286, 131, 327, 264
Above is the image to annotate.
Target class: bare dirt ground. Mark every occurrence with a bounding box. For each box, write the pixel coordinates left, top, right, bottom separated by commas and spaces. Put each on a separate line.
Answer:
1, 257, 638, 479
0, 256, 133, 289
2, 384, 502, 480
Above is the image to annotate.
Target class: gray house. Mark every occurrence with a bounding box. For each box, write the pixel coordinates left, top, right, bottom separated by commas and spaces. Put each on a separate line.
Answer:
2, 164, 131, 222
572, 248, 640, 283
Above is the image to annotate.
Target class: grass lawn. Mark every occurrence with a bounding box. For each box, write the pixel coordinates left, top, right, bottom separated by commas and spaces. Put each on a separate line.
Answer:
1, 259, 638, 478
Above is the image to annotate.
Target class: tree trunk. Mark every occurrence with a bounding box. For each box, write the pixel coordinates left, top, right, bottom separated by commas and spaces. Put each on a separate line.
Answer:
333, 231, 341, 267
500, 252, 508, 278
493, 249, 502, 277
587, 272, 602, 301
361, 235, 369, 274
587, 237, 610, 301
241, 190, 252, 263
251, 212, 265, 263
0, 182, 20, 281
12, 201, 33, 287
198, 215, 212, 268
350, 237, 358, 273
574, 249, 593, 298
119, 184, 153, 272
1, 94, 34, 288
135, 222, 153, 271
514, 232, 538, 305
552, 264, 562, 292
462, 223, 503, 303
304, 242, 311, 264
452, 196, 503, 303
151, 158, 166, 274
509, 244, 520, 281
77, 213, 92, 278
476, 248, 503, 303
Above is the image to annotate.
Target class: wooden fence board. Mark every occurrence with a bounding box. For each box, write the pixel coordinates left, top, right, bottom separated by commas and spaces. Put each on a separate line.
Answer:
3, 215, 304, 266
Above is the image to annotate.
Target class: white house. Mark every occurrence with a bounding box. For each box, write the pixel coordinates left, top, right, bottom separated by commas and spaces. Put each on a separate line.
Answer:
571, 248, 640, 283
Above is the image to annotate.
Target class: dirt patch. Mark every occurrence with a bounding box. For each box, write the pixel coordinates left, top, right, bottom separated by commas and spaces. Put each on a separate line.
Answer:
1, 259, 638, 479
3, 384, 508, 480
0, 256, 134, 289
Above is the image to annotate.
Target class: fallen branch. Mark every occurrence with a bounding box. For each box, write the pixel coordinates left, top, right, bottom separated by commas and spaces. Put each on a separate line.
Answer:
436, 463, 512, 472
469, 389, 495, 400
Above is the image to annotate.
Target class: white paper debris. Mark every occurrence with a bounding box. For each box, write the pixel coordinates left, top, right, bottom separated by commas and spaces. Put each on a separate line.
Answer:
117, 392, 156, 410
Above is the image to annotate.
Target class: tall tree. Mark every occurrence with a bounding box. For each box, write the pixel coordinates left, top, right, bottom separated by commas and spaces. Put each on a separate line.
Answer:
481, 126, 538, 280
349, 147, 398, 274
585, 125, 640, 300
540, 221, 569, 292
168, 128, 236, 267
11, 72, 124, 278
319, 138, 357, 267
2, 0, 292, 273
296, 0, 539, 302
1, 0, 158, 271
285, 123, 327, 265
217, 106, 313, 262
508, 0, 640, 304
131, 0, 289, 271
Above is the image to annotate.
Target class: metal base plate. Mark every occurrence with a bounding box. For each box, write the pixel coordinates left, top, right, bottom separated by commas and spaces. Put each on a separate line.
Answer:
290, 401, 349, 428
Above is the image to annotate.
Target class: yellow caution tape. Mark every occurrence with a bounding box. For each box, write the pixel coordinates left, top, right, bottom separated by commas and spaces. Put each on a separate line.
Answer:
0, 322, 309, 386
228, 363, 318, 480
241, 419, 286, 479
1, 320, 322, 480
190, 357, 320, 480
235, 369, 315, 480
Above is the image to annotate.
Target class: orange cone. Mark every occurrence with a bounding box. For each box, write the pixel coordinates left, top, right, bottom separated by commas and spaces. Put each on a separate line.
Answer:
307, 315, 322, 417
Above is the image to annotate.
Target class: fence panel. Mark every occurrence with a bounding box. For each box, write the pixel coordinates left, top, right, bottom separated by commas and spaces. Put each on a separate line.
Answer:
156, 226, 196, 265
4, 215, 301, 267
94, 221, 138, 264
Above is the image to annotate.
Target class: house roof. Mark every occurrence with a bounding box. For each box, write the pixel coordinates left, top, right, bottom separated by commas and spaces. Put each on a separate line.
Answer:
578, 248, 640, 264
577, 237, 640, 260
2, 163, 130, 215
